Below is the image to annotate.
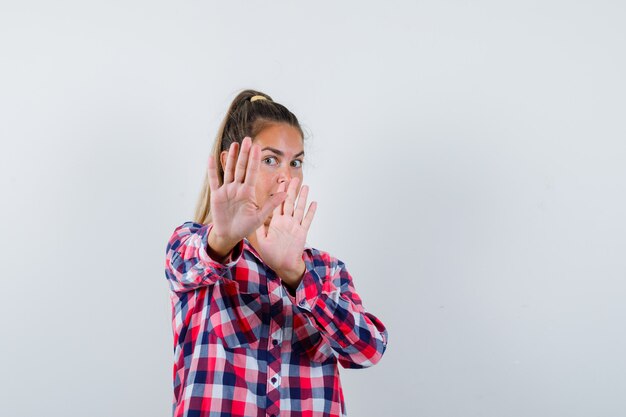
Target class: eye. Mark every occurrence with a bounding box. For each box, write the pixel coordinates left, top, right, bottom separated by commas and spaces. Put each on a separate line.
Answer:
291, 159, 303, 168
263, 156, 278, 166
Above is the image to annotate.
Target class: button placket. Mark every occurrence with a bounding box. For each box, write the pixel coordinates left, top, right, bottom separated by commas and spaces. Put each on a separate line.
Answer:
270, 327, 283, 348
270, 373, 281, 387
265, 309, 283, 416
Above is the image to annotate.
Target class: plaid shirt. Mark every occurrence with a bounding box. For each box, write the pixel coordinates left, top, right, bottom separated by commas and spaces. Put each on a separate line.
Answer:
164, 221, 388, 417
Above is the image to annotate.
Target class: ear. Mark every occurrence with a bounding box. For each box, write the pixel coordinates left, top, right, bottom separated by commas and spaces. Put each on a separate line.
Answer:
219, 150, 228, 171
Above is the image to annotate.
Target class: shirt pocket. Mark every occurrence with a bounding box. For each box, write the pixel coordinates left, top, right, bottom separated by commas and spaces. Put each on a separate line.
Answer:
291, 309, 334, 363
209, 280, 263, 350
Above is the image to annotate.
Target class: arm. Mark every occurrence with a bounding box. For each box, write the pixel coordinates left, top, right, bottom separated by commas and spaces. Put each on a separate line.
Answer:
164, 221, 244, 293
285, 249, 389, 368
166, 137, 286, 293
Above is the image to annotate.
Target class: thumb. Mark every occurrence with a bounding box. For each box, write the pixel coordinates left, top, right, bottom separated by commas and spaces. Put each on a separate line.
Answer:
259, 191, 287, 222
255, 222, 267, 243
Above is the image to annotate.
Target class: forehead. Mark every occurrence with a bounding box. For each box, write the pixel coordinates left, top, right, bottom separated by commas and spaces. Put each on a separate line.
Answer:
253, 123, 303, 153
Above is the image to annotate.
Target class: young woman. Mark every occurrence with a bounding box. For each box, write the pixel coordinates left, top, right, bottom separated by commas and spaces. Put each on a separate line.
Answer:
164, 89, 388, 417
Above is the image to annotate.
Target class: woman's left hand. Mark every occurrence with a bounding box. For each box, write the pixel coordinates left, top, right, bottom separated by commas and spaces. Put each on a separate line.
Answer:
255, 177, 317, 289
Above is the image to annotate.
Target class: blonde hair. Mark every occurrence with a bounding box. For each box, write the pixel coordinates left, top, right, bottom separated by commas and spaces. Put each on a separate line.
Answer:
193, 89, 304, 224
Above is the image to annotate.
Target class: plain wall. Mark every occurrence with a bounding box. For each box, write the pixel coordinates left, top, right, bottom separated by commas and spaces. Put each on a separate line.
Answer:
1, 1, 625, 416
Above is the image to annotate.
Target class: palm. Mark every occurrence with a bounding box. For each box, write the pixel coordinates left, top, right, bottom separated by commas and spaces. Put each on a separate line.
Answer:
255, 177, 317, 274
206, 137, 287, 244
210, 181, 262, 239
256, 213, 308, 272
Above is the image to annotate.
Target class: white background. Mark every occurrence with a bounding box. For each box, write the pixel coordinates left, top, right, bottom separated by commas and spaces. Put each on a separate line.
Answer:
1, 1, 625, 416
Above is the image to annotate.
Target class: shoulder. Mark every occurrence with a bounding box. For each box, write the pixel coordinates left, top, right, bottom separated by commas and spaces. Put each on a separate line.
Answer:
169, 221, 210, 238
172, 220, 205, 233
166, 221, 209, 249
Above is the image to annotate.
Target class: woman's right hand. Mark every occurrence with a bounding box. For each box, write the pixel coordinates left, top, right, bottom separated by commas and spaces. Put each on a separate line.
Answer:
206, 136, 287, 255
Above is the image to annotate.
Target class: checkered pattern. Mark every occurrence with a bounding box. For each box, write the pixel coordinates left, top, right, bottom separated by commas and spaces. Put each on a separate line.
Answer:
165, 221, 388, 417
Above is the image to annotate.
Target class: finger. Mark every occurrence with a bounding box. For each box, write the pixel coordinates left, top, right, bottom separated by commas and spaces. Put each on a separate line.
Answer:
301, 201, 317, 232
234, 137, 252, 183
207, 156, 220, 193
272, 182, 287, 217
283, 177, 300, 217
255, 222, 266, 241
293, 184, 308, 223
260, 190, 287, 221
223, 142, 239, 184
244, 143, 260, 187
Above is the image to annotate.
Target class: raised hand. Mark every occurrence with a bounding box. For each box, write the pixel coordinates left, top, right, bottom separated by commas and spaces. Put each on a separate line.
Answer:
254, 177, 317, 288
206, 137, 288, 256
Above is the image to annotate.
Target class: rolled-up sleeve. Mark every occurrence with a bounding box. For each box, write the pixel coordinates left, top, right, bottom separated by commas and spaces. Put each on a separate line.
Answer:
288, 248, 388, 369
164, 221, 243, 293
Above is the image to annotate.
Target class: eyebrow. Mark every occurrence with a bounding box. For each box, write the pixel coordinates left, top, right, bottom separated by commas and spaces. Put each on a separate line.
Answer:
261, 147, 305, 158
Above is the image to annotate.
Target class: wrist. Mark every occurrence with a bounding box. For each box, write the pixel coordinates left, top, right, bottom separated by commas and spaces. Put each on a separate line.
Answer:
279, 259, 306, 290
207, 228, 238, 262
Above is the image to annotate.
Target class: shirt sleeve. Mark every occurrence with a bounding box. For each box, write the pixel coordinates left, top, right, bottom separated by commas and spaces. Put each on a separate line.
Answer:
287, 249, 389, 369
164, 221, 244, 293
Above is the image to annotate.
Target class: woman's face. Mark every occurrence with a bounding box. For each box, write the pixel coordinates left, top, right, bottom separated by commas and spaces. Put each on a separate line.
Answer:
221, 123, 305, 225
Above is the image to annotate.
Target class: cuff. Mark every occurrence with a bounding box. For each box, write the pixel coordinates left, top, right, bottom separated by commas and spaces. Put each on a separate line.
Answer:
291, 250, 323, 312
198, 223, 244, 270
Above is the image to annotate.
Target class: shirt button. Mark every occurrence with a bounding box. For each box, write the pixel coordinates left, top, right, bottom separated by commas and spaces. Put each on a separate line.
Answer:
272, 339, 278, 346
299, 299, 306, 306
271, 377, 277, 383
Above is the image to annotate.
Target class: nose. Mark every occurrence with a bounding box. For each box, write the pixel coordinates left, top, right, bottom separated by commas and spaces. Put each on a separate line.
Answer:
276, 167, 292, 184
